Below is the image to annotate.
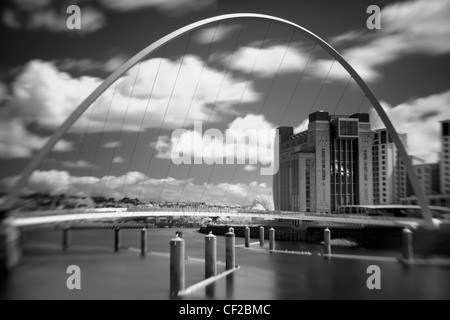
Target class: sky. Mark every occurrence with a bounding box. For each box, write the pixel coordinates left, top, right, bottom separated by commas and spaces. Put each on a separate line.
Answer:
0, 0, 450, 206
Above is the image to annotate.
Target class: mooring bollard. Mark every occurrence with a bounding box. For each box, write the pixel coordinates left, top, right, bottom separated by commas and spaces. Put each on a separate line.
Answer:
244, 226, 250, 248
269, 228, 275, 251
176, 231, 183, 238
402, 228, 413, 261
141, 228, 147, 256
170, 236, 185, 296
63, 228, 71, 250
259, 226, 265, 247
226, 228, 235, 271
324, 228, 331, 257
205, 232, 217, 279
114, 227, 121, 252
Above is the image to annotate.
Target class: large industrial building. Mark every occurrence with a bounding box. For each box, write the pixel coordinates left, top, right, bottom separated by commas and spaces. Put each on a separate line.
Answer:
273, 111, 373, 213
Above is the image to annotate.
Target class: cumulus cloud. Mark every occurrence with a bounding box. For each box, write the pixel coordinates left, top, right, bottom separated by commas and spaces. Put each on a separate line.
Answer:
229, 45, 310, 77
102, 141, 121, 148
370, 90, 450, 163
62, 160, 95, 169
1, 170, 271, 204
0, 118, 73, 158
152, 114, 277, 167
329, 0, 450, 82
112, 156, 125, 163
6, 58, 259, 134
194, 24, 241, 44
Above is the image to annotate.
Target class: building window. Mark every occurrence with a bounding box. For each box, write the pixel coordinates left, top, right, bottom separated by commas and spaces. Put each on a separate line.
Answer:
443, 122, 450, 137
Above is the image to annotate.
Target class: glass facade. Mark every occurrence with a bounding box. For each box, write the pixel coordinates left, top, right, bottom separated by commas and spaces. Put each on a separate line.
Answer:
331, 139, 358, 211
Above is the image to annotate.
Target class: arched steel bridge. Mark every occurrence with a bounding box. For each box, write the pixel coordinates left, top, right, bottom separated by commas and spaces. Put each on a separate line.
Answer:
0, 13, 433, 226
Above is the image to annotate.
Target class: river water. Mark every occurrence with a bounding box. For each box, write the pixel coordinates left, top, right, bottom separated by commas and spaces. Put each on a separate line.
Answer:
1, 228, 449, 300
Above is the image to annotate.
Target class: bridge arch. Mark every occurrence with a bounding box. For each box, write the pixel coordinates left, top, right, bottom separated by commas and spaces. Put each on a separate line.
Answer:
1, 13, 433, 225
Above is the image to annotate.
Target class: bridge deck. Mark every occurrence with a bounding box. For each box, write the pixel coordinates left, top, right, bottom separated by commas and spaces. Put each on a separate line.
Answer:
7, 209, 444, 229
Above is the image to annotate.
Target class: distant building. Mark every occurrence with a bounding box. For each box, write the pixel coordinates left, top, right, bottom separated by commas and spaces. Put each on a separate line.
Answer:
407, 163, 440, 196
372, 129, 408, 204
273, 111, 373, 213
441, 120, 450, 195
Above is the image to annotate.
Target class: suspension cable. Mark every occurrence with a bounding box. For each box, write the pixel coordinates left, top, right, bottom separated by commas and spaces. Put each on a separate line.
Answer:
221, 29, 296, 204
137, 32, 193, 201
157, 24, 221, 202
100, 62, 142, 197
118, 47, 167, 199
199, 21, 272, 203
176, 20, 247, 203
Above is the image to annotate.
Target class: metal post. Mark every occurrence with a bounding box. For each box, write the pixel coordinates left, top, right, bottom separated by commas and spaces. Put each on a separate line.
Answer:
226, 228, 235, 271
114, 228, 121, 252
245, 226, 250, 248
170, 236, 185, 296
141, 228, 147, 256
259, 226, 264, 247
324, 228, 331, 257
205, 232, 217, 278
402, 228, 413, 261
269, 228, 275, 251
63, 228, 71, 250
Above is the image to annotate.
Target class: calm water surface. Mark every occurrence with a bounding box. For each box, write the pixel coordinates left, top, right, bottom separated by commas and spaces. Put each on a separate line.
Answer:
1, 228, 449, 300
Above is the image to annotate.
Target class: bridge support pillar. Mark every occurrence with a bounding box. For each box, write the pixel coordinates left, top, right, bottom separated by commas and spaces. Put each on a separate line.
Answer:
259, 226, 265, 247
141, 228, 147, 256
402, 228, 413, 261
0, 221, 22, 272
63, 228, 71, 250
244, 226, 250, 248
226, 228, 235, 271
170, 235, 185, 296
114, 228, 121, 252
205, 232, 217, 279
324, 228, 331, 257
269, 228, 275, 251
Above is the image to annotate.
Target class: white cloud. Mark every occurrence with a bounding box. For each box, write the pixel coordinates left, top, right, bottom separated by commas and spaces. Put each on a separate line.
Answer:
7, 58, 260, 133
0, 118, 73, 158
369, 90, 450, 163
152, 114, 277, 166
102, 141, 121, 148
112, 156, 125, 163
294, 118, 309, 134
229, 45, 309, 77
1, 170, 271, 205
329, 0, 450, 82
194, 24, 241, 44
62, 160, 95, 169
100, 0, 216, 15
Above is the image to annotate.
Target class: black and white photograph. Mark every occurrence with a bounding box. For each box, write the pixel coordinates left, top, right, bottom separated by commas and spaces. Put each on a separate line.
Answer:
1, 0, 450, 304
